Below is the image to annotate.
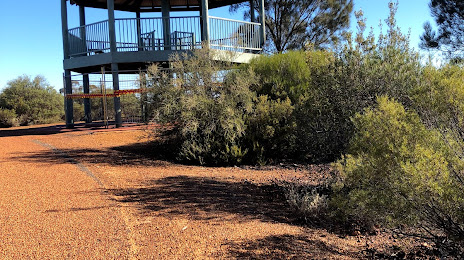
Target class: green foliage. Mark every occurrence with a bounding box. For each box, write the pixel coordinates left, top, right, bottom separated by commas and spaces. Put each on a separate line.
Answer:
0, 75, 63, 126
307, 3, 422, 160
245, 95, 294, 164
243, 3, 422, 162
0, 108, 19, 128
335, 96, 464, 244
248, 51, 312, 102
148, 48, 256, 165
335, 2, 420, 110
414, 64, 464, 130
420, 0, 464, 58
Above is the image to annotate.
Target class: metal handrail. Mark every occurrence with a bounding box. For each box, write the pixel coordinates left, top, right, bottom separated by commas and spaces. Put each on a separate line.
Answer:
67, 16, 262, 57
209, 16, 262, 51
208, 16, 261, 26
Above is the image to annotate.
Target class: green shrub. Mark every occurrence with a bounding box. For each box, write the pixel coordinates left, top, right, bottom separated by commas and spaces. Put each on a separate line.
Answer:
335, 96, 464, 246
0, 75, 63, 125
240, 4, 423, 163
244, 50, 340, 161
0, 108, 18, 128
244, 95, 295, 164
247, 51, 312, 102
147, 48, 257, 165
413, 65, 464, 130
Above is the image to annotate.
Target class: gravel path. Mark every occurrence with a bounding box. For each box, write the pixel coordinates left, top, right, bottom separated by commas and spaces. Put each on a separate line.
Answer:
0, 127, 133, 259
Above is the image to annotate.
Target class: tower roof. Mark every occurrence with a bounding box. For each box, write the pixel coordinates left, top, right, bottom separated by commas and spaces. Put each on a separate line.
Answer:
70, 0, 248, 12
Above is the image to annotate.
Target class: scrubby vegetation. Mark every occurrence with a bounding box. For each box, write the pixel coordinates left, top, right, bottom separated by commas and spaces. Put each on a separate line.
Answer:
145, 2, 464, 254
335, 97, 464, 249
146, 49, 257, 165
0, 75, 63, 127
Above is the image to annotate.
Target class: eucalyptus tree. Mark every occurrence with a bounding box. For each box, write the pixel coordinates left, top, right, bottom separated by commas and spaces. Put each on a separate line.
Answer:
231, 0, 353, 52
421, 0, 464, 59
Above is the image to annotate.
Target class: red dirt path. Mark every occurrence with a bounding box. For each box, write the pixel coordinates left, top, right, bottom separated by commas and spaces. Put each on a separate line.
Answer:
0, 123, 417, 259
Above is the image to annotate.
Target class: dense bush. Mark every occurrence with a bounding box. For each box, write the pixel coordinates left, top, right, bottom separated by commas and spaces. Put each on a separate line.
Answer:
147, 48, 257, 165
413, 65, 464, 131
334, 96, 464, 248
0, 75, 63, 126
0, 108, 19, 127
241, 4, 423, 163
244, 95, 294, 164
245, 50, 337, 162
248, 51, 312, 102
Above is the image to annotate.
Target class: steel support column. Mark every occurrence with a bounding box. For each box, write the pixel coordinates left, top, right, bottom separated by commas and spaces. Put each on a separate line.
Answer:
200, 0, 210, 45
259, 0, 266, 47
79, 6, 91, 125
83, 74, 92, 124
61, 0, 69, 59
136, 12, 143, 51
79, 5, 87, 53
250, 0, 256, 23
107, 0, 117, 54
61, 0, 74, 128
108, 0, 122, 127
64, 70, 74, 128
161, 0, 171, 50
111, 63, 122, 127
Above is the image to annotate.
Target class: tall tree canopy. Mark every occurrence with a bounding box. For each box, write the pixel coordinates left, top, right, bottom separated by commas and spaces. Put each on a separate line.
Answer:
230, 0, 353, 53
420, 0, 464, 57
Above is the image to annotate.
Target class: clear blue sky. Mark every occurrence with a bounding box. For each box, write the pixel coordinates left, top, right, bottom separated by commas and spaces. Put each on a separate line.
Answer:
0, 0, 433, 91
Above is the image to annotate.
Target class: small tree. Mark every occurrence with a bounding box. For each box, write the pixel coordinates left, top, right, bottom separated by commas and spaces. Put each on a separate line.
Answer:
0, 108, 19, 127
0, 75, 63, 125
335, 96, 464, 249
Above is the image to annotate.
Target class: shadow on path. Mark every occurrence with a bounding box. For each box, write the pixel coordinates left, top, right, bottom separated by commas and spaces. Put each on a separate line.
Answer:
13, 141, 172, 167
108, 175, 295, 224
225, 234, 356, 259
0, 124, 69, 137
0, 122, 143, 137
109, 176, 361, 258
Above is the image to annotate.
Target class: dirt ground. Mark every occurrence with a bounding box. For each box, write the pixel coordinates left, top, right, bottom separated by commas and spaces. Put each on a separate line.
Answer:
0, 123, 431, 259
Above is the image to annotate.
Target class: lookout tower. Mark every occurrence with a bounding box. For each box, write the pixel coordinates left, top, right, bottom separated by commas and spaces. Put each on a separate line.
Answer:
61, 0, 266, 128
